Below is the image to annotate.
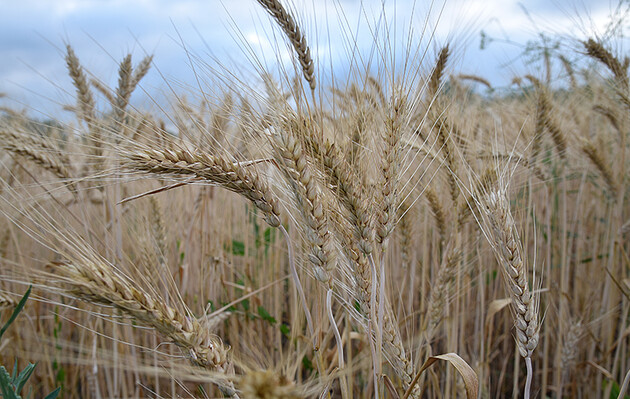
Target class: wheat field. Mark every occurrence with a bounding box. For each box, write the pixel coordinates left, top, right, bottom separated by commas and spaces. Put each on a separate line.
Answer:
0, 1, 629, 398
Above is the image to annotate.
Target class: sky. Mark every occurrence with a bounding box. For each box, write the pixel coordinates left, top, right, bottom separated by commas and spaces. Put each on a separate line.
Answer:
0, 0, 623, 120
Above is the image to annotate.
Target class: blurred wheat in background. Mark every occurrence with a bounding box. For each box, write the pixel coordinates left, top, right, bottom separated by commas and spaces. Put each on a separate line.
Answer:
0, 0, 629, 398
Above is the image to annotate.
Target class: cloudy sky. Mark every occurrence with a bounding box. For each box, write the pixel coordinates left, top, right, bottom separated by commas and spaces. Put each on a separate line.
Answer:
0, 0, 622, 119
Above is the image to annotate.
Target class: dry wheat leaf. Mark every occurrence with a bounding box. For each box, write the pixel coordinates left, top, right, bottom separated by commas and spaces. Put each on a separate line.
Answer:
486, 298, 512, 324
405, 353, 478, 399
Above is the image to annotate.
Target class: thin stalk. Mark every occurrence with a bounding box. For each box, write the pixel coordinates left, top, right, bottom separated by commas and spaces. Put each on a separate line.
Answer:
279, 224, 323, 375
327, 289, 349, 399
525, 357, 533, 399
369, 253, 382, 399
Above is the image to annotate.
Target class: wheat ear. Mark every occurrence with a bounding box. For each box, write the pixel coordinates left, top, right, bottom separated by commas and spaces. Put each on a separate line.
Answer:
271, 125, 335, 285
580, 139, 618, 198
584, 38, 629, 90
255, 0, 316, 91
428, 45, 450, 99
305, 133, 374, 255
526, 75, 567, 160
426, 247, 462, 340
123, 145, 281, 227
49, 260, 238, 396
90, 78, 116, 105
593, 105, 621, 133
376, 95, 405, 249
239, 369, 302, 399
114, 54, 133, 123
130, 55, 154, 90
65, 45, 96, 126
0, 129, 75, 190
426, 187, 447, 254
457, 74, 492, 89
480, 186, 539, 399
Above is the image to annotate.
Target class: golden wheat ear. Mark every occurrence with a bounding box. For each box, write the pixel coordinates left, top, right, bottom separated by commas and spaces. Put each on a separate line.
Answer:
255, 0, 316, 92
475, 176, 540, 399
47, 259, 239, 397
122, 144, 282, 227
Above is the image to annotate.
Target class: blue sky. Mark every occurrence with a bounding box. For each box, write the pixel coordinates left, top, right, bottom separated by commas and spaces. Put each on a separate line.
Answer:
0, 0, 621, 119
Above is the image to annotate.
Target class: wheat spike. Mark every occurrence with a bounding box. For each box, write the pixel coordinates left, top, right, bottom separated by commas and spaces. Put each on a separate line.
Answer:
376, 94, 406, 249
271, 122, 335, 285
123, 145, 281, 227
584, 38, 628, 89
0, 129, 75, 189
256, 0, 316, 91
114, 54, 133, 123
481, 187, 540, 360
48, 259, 238, 396
581, 139, 618, 198
428, 45, 450, 99
65, 45, 96, 126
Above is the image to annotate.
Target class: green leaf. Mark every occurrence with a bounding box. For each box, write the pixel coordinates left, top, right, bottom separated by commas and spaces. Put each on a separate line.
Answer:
302, 355, 313, 372
55, 366, 66, 385
14, 363, 36, 394
11, 359, 17, 380
0, 286, 31, 341
0, 366, 19, 399
604, 379, 630, 399
257, 306, 277, 324
279, 323, 290, 337
231, 240, 245, 256
263, 227, 276, 253
43, 387, 61, 399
